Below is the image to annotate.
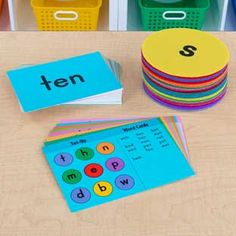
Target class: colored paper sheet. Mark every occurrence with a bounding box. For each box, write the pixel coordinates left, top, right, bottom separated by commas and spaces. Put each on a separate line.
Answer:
42, 117, 194, 213
46, 118, 151, 142
45, 117, 189, 158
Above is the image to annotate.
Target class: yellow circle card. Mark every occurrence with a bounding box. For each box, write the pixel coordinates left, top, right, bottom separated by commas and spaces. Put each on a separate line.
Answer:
142, 29, 230, 78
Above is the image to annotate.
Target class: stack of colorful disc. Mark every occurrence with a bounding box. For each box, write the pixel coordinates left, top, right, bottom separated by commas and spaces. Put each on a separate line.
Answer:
141, 28, 230, 110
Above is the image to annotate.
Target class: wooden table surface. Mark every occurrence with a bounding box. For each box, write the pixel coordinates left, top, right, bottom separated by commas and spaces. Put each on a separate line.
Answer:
0, 32, 236, 236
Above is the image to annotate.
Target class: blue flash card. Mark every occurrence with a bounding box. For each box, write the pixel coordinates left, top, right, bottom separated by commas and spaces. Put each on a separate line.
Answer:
43, 118, 195, 213
7, 52, 122, 112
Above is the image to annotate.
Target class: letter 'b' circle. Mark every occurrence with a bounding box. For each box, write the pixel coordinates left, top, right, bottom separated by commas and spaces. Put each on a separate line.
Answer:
93, 181, 113, 197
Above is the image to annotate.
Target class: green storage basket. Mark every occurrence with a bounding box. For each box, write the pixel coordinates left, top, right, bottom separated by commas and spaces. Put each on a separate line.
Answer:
138, 0, 210, 31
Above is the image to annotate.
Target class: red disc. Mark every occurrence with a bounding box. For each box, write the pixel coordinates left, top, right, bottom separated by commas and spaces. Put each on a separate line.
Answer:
84, 163, 103, 178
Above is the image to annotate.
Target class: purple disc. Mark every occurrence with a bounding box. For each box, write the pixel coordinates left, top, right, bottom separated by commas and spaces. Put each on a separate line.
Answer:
141, 53, 228, 82
71, 187, 91, 203
54, 153, 73, 166
106, 157, 125, 172
143, 83, 227, 111
115, 175, 135, 190
143, 69, 228, 94
143, 80, 227, 105
144, 83, 227, 108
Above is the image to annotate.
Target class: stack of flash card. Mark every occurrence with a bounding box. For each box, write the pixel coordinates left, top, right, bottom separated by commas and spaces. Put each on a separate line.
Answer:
42, 116, 194, 213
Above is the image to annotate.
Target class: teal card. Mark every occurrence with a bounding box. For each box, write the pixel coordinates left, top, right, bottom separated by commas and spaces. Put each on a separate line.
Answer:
7, 52, 122, 112
43, 118, 195, 213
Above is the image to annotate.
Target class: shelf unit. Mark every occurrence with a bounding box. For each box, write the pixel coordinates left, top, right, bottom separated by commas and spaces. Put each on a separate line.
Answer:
1, 0, 236, 31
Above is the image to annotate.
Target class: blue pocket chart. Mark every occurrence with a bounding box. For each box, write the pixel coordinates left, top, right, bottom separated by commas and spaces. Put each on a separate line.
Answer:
7, 52, 123, 112
43, 118, 195, 213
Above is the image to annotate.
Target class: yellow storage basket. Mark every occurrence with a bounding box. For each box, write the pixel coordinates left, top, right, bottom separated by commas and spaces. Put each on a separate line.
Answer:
31, 0, 102, 31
